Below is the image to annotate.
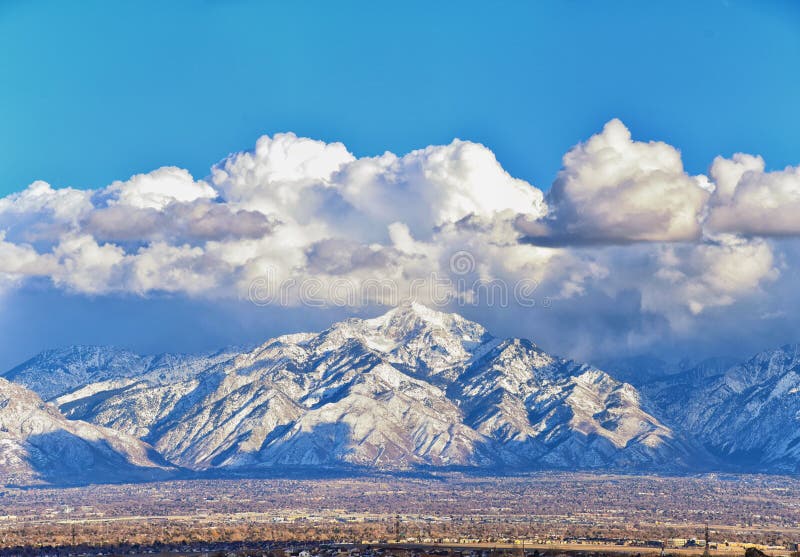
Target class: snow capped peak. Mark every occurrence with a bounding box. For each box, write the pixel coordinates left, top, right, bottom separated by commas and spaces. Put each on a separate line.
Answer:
363, 302, 487, 339
300, 304, 493, 379
374, 300, 457, 323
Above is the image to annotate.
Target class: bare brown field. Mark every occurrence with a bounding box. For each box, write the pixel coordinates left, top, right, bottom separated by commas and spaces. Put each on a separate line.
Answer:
383, 542, 786, 556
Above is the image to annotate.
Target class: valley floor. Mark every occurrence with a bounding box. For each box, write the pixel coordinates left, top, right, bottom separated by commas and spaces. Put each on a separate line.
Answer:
0, 473, 798, 552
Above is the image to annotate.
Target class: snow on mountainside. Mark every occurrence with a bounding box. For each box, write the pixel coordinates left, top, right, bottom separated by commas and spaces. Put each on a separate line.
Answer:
642, 344, 800, 472
0, 378, 173, 486
3, 304, 702, 474
452, 338, 693, 469
3, 345, 237, 401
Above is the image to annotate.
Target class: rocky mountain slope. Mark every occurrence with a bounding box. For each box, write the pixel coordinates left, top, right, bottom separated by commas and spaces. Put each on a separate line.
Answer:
0, 378, 173, 485
3, 304, 698, 475
642, 344, 800, 472
3, 345, 236, 400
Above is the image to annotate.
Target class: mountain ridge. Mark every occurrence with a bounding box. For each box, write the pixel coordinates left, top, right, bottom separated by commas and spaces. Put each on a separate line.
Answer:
3, 303, 793, 483
640, 342, 800, 473
0, 377, 174, 486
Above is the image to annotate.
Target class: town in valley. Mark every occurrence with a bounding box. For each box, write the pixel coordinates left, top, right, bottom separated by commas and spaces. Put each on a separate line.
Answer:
1, 474, 798, 557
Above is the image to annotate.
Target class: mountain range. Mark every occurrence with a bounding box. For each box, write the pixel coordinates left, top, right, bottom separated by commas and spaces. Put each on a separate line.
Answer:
1, 303, 797, 485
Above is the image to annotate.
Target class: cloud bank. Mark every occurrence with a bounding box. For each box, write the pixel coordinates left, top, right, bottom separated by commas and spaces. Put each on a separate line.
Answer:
1, 120, 799, 360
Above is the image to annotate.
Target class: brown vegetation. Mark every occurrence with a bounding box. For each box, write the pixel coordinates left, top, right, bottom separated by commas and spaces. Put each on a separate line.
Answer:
0, 473, 798, 550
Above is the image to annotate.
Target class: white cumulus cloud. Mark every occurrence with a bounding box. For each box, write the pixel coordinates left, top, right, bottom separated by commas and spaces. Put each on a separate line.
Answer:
103, 167, 217, 210
706, 154, 800, 236
523, 119, 711, 244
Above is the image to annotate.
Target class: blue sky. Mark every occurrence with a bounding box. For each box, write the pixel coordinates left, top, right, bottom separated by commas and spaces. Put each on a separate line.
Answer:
2, 0, 798, 196
1, 0, 800, 371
